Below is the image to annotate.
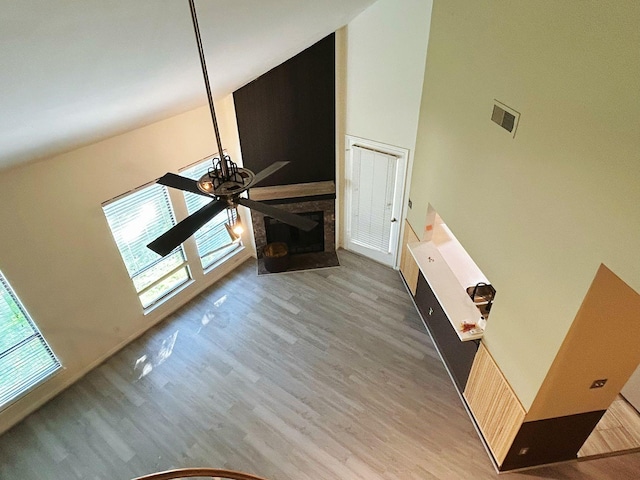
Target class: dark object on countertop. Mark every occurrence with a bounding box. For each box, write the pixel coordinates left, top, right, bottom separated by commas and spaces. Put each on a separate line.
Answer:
466, 282, 496, 303
466, 282, 496, 318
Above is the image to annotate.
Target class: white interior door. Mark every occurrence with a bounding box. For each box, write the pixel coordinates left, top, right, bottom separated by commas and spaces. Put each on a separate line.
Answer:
345, 140, 407, 266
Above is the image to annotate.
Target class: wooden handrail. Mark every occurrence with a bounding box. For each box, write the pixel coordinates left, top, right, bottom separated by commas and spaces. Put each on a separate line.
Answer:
132, 468, 269, 480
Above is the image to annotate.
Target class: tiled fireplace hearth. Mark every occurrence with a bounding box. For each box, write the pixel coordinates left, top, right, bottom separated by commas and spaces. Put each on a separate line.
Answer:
249, 181, 339, 274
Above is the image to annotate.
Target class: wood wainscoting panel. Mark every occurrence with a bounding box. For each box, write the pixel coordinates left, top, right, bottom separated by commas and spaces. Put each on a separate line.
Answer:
464, 343, 526, 465
400, 220, 420, 295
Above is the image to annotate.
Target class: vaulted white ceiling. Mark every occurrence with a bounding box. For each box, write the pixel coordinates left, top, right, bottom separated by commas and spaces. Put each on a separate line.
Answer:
0, 0, 376, 170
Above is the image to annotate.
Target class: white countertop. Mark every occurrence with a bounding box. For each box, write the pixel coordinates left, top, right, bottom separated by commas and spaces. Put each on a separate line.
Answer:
431, 222, 489, 288
408, 240, 487, 341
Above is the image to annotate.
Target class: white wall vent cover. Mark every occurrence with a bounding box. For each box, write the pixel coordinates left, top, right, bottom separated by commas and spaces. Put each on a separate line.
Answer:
491, 100, 520, 137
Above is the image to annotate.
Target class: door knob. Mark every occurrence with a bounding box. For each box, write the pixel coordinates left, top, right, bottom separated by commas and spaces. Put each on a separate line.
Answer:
391, 218, 397, 223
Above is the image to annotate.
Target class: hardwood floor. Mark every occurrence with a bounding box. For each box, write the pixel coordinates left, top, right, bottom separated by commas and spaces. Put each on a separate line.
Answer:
580, 395, 640, 458
1, 250, 640, 479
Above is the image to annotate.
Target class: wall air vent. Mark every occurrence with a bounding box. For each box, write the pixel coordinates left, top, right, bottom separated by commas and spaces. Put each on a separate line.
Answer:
491, 100, 520, 137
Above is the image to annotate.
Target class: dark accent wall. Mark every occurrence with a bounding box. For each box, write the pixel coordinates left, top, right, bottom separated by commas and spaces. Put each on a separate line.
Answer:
233, 34, 335, 186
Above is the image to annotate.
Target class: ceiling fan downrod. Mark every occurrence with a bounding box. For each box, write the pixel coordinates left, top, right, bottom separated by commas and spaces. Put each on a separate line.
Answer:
188, 0, 228, 180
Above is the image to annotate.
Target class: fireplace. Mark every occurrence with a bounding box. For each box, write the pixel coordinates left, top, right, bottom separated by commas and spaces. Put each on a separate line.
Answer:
265, 211, 324, 254
249, 182, 338, 274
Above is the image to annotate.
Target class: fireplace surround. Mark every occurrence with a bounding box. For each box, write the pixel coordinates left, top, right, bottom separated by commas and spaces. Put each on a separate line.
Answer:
249, 182, 338, 274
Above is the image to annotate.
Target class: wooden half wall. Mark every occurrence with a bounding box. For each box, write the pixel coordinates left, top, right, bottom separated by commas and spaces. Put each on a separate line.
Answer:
465, 263, 640, 470
526, 264, 640, 421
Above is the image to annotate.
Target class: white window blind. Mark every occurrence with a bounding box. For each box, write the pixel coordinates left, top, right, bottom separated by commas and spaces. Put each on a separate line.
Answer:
180, 159, 240, 269
350, 146, 396, 252
0, 271, 60, 409
103, 183, 190, 308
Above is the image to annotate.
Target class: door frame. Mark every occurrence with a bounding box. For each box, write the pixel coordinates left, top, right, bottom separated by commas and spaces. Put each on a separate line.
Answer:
344, 135, 410, 268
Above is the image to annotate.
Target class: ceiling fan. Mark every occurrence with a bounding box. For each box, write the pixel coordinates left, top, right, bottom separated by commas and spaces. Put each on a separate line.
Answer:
147, 0, 317, 257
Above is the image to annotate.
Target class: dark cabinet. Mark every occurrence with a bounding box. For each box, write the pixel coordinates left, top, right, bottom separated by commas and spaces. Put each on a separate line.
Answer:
415, 273, 479, 391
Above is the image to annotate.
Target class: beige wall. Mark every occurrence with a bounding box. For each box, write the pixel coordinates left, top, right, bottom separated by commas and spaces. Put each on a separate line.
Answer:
338, 0, 433, 248
0, 96, 252, 434
408, 0, 640, 409
344, 0, 432, 148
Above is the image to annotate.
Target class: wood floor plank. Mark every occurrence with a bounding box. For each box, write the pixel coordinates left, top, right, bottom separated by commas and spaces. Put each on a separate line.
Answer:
580, 395, 640, 457
1, 250, 640, 479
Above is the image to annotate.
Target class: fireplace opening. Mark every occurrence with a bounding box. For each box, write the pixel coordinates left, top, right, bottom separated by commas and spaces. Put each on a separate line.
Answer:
265, 211, 324, 254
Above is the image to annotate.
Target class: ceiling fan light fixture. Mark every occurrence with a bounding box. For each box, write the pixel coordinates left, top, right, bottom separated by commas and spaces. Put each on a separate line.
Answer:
225, 206, 243, 242
232, 216, 244, 236
196, 172, 215, 194
224, 222, 241, 243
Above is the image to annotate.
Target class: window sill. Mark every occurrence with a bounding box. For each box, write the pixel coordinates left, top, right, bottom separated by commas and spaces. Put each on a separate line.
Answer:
202, 244, 245, 276
0, 364, 64, 413
142, 245, 248, 316
142, 278, 195, 316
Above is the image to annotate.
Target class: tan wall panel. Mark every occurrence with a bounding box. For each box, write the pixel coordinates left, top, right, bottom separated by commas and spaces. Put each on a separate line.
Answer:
400, 220, 420, 295
464, 343, 525, 465
527, 264, 640, 421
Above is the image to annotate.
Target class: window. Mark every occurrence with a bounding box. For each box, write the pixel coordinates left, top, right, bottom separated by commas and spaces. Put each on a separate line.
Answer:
0, 271, 60, 409
103, 183, 190, 308
180, 159, 241, 269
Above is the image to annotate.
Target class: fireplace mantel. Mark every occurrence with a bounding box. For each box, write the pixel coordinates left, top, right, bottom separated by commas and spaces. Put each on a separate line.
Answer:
249, 181, 335, 201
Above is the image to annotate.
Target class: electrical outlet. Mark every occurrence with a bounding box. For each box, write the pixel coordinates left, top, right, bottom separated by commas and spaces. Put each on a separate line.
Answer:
590, 379, 608, 389
518, 447, 529, 455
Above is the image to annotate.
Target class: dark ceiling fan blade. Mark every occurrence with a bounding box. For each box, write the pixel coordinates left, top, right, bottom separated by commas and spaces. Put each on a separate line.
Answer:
147, 199, 227, 256
249, 161, 290, 187
157, 172, 211, 197
238, 197, 318, 231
